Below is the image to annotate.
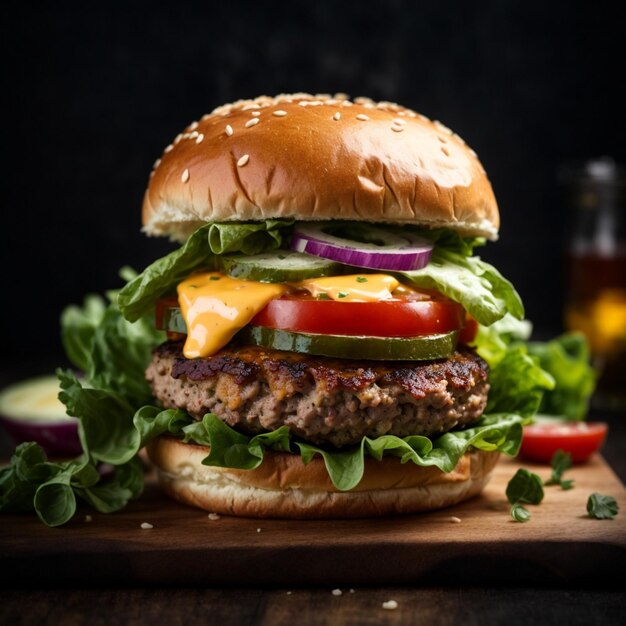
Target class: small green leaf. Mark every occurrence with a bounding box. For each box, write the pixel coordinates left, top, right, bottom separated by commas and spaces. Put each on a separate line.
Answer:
506, 469, 544, 505
511, 503, 531, 522
560, 479, 575, 491
356, 276, 368, 283
545, 449, 573, 487
587, 493, 619, 519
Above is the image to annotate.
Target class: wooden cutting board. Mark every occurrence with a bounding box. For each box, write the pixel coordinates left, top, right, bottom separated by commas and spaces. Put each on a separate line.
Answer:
2, 455, 625, 586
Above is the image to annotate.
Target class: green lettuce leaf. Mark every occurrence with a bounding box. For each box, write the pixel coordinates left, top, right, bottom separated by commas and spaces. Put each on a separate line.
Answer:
0, 442, 144, 527
527, 332, 596, 420
177, 413, 525, 492
118, 220, 292, 322
400, 247, 524, 326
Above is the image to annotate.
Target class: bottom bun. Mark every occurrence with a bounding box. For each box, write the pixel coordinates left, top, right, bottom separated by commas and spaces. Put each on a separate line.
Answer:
146, 436, 500, 518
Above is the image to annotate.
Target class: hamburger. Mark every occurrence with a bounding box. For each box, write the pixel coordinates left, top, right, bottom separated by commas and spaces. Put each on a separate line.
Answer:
3, 93, 549, 527
118, 93, 528, 518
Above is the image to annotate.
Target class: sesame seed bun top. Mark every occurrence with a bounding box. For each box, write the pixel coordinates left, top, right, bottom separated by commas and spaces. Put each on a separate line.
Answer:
143, 93, 499, 242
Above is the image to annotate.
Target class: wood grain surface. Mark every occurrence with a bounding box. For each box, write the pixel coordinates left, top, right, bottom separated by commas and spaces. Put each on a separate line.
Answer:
2, 455, 624, 587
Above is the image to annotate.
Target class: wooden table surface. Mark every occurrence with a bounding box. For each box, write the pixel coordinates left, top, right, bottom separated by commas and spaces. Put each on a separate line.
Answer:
1, 381, 625, 625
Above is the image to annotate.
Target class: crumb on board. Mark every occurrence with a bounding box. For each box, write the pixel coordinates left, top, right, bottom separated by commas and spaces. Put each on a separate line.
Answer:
208, 513, 220, 521
332, 589, 342, 596
140, 522, 154, 530
382, 600, 398, 610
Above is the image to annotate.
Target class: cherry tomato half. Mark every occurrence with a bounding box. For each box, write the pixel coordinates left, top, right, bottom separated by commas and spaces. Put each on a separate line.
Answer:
519, 421, 608, 463
249, 293, 466, 337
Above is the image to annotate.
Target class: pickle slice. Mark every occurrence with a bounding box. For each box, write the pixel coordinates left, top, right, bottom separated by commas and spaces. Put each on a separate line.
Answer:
219, 251, 342, 282
238, 326, 458, 360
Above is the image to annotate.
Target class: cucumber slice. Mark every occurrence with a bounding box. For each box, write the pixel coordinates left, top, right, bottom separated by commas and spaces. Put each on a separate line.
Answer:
220, 251, 342, 283
238, 327, 458, 361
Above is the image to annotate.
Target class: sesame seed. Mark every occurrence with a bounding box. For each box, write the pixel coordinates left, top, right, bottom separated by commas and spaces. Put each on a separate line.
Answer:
140, 522, 154, 530
245, 118, 260, 128
449, 516, 462, 523
242, 104, 261, 111
153, 158, 161, 168
188, 121, 199, 131
391, 126, 404, 132
331, 589, 342, 596
201, 113, 211, 121
273, 110, 288, 117
441, 146, 450, 156
195, 133, 204, 144
189, 130, 199, 139
382, 600, 398, 610
251, 111, 261, 117
356, 114, 369, 121
437, 135, 447, 143
208, 513, 220, 520
256, 528, 261, 532
392, 118, 406, 125
164, 144, 174, 153
333, 112, 341, 121
225, 124, 234, 136
469, 148, 478, 157
237, 154, 249, 167
174, 133, 183, 143
181, 168, 190, 183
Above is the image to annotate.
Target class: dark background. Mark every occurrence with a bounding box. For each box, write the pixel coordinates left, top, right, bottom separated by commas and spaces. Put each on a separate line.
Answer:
2, 0, 624, 372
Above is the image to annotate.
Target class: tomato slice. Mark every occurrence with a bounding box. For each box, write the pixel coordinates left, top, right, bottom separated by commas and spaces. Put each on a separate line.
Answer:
249, 293, 466, 337
519, 421, 608, 463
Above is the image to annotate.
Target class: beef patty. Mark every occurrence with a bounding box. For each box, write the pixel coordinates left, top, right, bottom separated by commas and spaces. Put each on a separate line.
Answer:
146, 342, 490, 447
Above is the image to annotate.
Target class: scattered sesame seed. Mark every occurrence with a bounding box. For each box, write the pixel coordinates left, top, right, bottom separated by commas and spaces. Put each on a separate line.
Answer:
153, 158, 161, 168
469, 148, 478, 157
195, 133, 204, 144
225, 124, 234, 136
331, 589, 342, 596
201, 113, 211, 121
164, 144, 174, 153
441, 146, 450, 156
449, 516, 462, 523
189, 130, 199, 139
256, 527, 261, 532
181, 168, 190, 183
298, 101, 308, 107
349, 589, 355, 594
237, 154, 249, 167
85, 515, 92, 523
208, 513, 220, 521
437, 135, 447, 143
286, 591, 292, 595
382, 600, 398, 610
180, 466, 193, 477
140, 522, 154, 530
242, 104, 261, 111
251, 111, 261, 117
174, 133, 183, 143
391, 126, 404, 132
188, 121, 199, 131
392, 118, 406, 125
333, 112, 341, 121
273, 110, 288, 117
245, 118, 260, 128
356, 114, 369, 121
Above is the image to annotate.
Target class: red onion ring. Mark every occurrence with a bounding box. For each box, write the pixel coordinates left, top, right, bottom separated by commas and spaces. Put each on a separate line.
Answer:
290, 223, 433, 271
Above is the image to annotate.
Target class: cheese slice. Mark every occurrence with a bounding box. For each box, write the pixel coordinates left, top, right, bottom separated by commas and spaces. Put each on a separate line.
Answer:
297, 274, 399, 302
177, 273, 288, 358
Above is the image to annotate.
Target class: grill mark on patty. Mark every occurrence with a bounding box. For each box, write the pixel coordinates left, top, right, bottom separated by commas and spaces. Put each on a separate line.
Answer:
160, 341, 487, 399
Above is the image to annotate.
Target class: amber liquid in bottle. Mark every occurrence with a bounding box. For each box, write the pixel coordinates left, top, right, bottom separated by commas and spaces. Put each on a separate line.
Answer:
565, 248, 626, 407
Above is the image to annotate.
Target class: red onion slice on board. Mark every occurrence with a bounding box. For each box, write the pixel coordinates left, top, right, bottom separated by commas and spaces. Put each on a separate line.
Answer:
291, 223, 433, 271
